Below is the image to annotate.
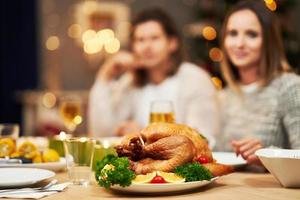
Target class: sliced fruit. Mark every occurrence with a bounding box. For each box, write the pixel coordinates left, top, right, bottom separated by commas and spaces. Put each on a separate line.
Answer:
42, 149, 60, 162
0, 138, 15, 157
32, 151, 42, 163
18, 141, 37, 156
157, 171, 185, 183
132, 172, 156, 184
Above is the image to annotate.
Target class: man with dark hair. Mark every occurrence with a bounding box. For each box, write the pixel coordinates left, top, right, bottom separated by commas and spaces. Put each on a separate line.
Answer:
89, 7, 218, 147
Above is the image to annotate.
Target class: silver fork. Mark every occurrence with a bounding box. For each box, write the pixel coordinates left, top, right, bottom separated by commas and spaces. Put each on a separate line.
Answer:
0, 179, 58, 194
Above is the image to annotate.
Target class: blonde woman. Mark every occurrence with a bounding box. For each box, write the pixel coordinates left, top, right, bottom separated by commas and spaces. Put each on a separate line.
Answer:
216, 0, 300, 164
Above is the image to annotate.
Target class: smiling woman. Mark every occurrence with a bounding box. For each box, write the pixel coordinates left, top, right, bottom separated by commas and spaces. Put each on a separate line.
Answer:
215, 0, 300, 165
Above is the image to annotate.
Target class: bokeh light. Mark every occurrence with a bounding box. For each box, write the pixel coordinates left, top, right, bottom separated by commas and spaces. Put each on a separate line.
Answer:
74, 115, 82, 125
81, 29, 97, 43
202, 26, 217, 41
68, 24, 82, 38
209, 47, 223, 62
42, 92, 57, 108
46, 36, 60, 51
211, 77, 223, 90
97, 29, 115, 44
264, 0, 277, 11
104, 38, 121, 54
83, 37, 103, 54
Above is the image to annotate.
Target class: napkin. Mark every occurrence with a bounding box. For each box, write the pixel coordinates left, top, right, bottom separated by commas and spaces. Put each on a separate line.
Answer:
0, 182, 71, 199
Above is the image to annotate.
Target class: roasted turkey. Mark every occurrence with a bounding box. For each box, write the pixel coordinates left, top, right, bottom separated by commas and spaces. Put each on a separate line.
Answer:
115, 122, 232, 176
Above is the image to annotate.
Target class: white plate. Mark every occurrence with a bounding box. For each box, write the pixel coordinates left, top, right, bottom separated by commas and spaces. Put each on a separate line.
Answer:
111, 177, 218, 194
0, 157, 66, 172
0, 168, 55, 187
212, 152, 247, 166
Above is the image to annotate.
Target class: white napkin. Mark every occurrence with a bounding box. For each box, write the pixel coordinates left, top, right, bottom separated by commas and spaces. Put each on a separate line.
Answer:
0, 182, 71, 199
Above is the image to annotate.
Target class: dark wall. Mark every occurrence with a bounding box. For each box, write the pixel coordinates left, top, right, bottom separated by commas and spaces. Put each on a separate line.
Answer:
0, 0, 38, 124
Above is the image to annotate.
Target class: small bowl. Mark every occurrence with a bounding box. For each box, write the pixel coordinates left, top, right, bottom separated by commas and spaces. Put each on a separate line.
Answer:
255, 148, 300, 188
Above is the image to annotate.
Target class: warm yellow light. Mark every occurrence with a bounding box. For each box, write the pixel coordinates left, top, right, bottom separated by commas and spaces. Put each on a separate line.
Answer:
264, 0, 274, 4
265, 1, 277, 11
104, 38, 120, 54
46, 36, 60, 50
79, 137, 88, 142
74, 115, 82, 125
209, 47, 223, 62
59, 131, 67, 140
82, 29, 97, 43
97, 29, 115, 44
68, 24, 82, 38
83, 38, 103, 54
42, 92, 57, 108
202, 26, 217, 41
211, 77, 223, 90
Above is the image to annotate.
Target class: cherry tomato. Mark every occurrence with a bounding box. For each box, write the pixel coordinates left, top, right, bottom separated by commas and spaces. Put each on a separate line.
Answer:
150, 175, 167, 184
196, 156, 209, 164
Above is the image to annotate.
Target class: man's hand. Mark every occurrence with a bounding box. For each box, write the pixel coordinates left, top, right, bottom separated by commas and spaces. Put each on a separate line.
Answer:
231, 138, 263, 165
97, 51, 141, 82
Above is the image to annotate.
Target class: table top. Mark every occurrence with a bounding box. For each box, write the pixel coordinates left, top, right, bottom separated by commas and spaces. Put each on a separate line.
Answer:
42, 172, 300, 200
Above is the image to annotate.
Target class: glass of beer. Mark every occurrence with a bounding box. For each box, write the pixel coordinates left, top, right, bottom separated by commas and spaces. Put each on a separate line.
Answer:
149, 100, 175, 123
59, 95, 82, 134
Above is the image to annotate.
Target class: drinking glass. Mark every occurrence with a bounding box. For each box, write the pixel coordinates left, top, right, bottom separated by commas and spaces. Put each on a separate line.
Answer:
64, 137, 95, 186
59, 95, 82, 134
149, 100, 175, 123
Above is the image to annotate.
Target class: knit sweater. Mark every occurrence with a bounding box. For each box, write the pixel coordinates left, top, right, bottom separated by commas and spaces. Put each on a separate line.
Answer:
215, 73, 300, 151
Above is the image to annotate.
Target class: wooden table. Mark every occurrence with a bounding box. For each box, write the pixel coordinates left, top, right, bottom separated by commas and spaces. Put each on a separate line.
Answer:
42, 172, 300, 200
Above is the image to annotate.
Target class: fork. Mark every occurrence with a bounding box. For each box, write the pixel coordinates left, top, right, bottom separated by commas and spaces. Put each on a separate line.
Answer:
0, 179, 58, 194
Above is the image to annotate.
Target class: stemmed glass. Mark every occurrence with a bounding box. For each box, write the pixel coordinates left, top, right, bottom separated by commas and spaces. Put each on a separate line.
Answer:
59, 95, 82, 135
149, 100, 175, 124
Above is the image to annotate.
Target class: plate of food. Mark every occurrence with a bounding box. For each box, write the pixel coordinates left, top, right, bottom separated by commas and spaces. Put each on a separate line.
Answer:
111, 177, 219, 193
0, 138, 66, 172
95, 123, 233, 194
0, 168, 55, 187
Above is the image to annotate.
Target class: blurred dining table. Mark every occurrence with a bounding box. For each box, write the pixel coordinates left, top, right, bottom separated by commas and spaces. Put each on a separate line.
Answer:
43, 171, 300, 200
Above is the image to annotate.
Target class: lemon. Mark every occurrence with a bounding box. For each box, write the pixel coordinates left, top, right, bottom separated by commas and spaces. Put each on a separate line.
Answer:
24, 150, 40, 159
0, 138, 15, 157
18, 141, 37, 156
10, 151, 21, 158
132, 172, 156, 184
32, 151, 42, 163
157, 171, 185, 183
42, 149, 60, 162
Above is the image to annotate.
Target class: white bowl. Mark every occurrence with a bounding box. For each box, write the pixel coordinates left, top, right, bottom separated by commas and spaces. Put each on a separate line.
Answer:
255, 148, 300, 188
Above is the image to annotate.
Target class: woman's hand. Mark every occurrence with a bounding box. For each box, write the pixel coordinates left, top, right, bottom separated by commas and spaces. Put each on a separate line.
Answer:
115, 120, 141, 136
231, 138, 263, 165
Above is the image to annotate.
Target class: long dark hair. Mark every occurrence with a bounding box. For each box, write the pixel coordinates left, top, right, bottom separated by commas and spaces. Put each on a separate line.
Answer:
220, 0, 291, 91
130, 7, 184, 87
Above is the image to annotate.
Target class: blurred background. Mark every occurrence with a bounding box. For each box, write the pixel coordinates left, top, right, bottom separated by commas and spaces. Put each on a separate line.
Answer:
1, 0, 299, 136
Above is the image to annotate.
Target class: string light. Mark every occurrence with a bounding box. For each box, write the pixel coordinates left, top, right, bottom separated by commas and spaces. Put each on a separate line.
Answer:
42, 92, 56, 108
68, 24, 82, 38
209, 47, 223, 62
46, 36, 60, 51
104, 38, 121, 54
264, 0, 277, 11
211, 77, 223, 90
81, 29, 96, 43
202, 26, 217, 41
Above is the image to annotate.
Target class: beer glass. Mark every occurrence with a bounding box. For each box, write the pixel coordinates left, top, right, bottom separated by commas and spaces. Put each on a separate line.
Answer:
149, 100, 175, 123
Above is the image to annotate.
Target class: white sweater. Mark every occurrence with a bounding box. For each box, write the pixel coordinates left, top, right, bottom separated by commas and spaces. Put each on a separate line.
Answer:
88, 62, 219, 147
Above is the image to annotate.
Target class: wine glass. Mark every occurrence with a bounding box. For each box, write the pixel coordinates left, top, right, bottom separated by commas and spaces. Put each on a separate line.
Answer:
149, 100, 175, 124
59, 95, 82, 134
